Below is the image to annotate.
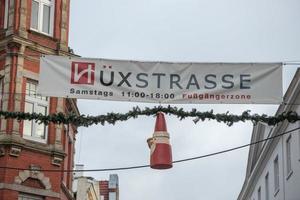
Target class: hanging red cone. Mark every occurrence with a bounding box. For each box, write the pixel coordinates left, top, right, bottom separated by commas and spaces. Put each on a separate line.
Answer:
147, 112, 173, 169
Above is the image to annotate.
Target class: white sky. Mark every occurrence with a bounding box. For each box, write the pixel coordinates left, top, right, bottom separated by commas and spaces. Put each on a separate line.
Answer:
69, 1, 300, 199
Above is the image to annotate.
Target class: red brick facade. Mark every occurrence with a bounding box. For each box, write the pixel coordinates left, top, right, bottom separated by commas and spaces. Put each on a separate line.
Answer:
0, 0, 78, 199
99, 175, 119, 200
99, 181, 109, 200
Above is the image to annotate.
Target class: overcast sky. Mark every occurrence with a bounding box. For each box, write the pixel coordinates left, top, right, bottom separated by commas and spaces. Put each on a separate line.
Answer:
69, 1, 300, 200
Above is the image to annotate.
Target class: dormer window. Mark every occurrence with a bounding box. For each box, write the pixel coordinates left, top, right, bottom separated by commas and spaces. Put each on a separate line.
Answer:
30, 0, 54, 36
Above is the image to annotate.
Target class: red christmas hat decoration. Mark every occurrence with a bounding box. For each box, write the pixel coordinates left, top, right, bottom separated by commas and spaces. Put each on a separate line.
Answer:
147, 112, 173, 169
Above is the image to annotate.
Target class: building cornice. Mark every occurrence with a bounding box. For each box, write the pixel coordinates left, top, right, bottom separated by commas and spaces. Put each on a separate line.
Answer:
0, 134, 66, 157
0, 183, 60, 198
67, 98, 80, 116
0, 34, 78, 57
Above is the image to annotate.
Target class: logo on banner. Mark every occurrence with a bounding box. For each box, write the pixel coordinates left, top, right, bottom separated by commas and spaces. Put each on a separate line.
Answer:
71, 62, 95, 85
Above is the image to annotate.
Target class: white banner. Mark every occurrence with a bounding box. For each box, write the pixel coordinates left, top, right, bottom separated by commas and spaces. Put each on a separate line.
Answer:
38, 55, 282, 104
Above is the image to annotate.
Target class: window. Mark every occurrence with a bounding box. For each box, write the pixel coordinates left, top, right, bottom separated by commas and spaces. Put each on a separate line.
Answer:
30, 0, 54, 35
265, 173, 269, 200
286, 135, 292, 176
4, 0, 9, 29
273, 156, 279, 194
109, 192, 116, 200
257, 187, 261, 200
23, 81, 49, 142
18, 193, 43, 200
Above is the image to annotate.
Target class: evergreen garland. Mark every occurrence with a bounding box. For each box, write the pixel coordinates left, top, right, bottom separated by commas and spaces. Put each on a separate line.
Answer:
0, 106, 299, 127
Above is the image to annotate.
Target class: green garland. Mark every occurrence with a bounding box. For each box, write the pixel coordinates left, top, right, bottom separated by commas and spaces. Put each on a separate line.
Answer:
0, 106, 299, 127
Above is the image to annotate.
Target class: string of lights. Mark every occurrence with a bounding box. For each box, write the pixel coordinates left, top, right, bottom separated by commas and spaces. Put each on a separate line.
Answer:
0, 126, 299, 173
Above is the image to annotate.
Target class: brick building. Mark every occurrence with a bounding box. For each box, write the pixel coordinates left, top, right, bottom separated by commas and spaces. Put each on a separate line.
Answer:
0, 0, 79, 199
99, 174, 119, 200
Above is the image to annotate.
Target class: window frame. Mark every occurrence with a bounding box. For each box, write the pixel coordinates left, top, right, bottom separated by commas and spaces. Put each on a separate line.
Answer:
18, 193, 44, 200
257, 187, 261, 200
286, 135, 293, 178
265, 173, 269, 200
273, 155, 280, 196
23, 81, 49, 143
30, 0, 54, 36
109, 192, 117, 200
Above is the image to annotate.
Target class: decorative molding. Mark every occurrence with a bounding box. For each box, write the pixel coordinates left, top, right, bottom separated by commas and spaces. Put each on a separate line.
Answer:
18, 0, 28, 38
7, 41, 22, 50
0, 146, 5, 156
14, 165, 52, 190
21, 69, 39, 81
0, 35, 76, 57
66, 98, 80, 116
55, 98, 64, 145
9, 146, 21, 157
55, 124, 63, 146
52, 155, 63, 166
0, 134, 65, 158
0, 183, 60, 198
59, 0, 69, 52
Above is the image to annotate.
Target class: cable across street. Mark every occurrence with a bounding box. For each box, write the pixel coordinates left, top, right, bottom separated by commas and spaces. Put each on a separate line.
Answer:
0, 126, 299, 173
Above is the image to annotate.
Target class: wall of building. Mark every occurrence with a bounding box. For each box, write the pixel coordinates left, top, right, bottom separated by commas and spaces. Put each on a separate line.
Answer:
247, 136, 284, 200
0, 0, 78, 199
75, 177, 100, 200
246, 122, 300, 200
238, 72, 300, 200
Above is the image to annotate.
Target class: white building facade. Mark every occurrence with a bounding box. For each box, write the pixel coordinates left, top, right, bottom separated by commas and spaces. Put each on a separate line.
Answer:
238, 68, 300, 200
